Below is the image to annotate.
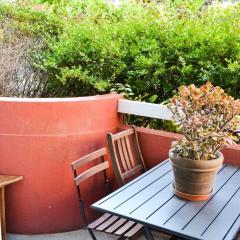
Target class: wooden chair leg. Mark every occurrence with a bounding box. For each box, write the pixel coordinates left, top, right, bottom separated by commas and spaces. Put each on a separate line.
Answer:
0, 187, 6, 240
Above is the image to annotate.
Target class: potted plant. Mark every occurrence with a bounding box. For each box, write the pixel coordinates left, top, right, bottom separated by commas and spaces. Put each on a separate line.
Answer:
168, 82, 240, 201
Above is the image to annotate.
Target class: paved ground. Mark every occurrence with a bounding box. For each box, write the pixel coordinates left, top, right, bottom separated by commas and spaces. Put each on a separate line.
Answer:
8, 229, 169, 240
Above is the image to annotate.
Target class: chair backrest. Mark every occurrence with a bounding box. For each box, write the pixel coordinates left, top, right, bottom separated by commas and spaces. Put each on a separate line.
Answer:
107, 126, 146, 186
71, 148, 109, 226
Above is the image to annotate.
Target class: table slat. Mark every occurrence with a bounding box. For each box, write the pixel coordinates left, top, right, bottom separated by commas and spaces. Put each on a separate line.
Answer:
97, 160, 171, 209
181, 169, 240, 237
222, 213, 240, 240
92, 161, 240, 240
154, 165, 237, 230
202, 187, 240, 240
112, 172, 173, 215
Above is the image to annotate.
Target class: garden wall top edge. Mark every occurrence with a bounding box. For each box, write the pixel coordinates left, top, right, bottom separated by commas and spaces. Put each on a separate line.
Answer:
0, 93, 123, 135
0, 93, 122, 103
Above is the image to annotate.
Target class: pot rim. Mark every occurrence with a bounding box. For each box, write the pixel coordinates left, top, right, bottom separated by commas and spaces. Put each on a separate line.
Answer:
169, 149, 224, 162
169, 149, 224, 172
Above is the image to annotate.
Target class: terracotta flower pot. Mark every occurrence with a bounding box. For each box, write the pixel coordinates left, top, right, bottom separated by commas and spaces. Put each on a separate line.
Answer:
169, 149, 224, 201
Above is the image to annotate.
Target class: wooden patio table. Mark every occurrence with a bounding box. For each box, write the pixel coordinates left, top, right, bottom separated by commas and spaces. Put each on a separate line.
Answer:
92, 159, 240, 240
0, 175, 23, 240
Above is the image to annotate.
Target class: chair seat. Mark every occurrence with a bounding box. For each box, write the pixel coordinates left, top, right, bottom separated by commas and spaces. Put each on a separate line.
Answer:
88, 213, 143, 237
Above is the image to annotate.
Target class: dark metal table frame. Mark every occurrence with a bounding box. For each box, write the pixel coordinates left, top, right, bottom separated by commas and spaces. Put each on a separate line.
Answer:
92, 160, 240, 240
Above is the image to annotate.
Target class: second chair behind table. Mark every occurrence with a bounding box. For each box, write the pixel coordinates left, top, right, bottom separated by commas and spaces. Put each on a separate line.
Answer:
107, 125, 147, 186
107, 126, 174, 240
71, 148, 143, 240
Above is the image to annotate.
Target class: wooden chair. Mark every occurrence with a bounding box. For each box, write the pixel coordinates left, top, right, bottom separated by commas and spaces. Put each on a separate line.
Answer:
71, 148, 143, 240
107, 126, 147, 186
107, 127, 174, 240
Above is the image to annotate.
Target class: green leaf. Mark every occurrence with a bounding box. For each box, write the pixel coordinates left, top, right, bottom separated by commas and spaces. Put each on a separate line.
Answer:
149, 95, 158, 103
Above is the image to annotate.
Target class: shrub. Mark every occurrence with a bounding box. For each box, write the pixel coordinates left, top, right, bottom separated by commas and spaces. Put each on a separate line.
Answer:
41, 0, 240, 101
0, 3, 63, 97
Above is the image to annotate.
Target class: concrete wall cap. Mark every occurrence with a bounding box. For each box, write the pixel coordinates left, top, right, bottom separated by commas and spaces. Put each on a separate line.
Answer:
0, 93, 122, 103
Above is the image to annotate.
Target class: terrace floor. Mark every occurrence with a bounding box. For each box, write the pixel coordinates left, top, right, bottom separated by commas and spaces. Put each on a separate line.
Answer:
8, 230, 168, 240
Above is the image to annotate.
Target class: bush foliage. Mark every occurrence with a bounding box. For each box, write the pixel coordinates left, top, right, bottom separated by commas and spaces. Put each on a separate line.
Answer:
1, 1, 240, 100
0, 3, 63, 97
38, 0, 240, 101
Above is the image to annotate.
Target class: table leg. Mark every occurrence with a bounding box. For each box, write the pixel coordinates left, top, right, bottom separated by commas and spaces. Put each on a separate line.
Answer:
144, 226, 154, 240
0, 187, 6, 240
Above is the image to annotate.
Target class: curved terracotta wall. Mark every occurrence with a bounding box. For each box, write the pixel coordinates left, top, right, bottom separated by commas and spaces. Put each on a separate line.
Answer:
0, 94, 122, 234
1, 95, 238, 234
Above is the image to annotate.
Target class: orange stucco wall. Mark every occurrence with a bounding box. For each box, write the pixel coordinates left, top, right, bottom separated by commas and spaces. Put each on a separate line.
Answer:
0, 94, 122, 234
136, 127, 240, 168
0, 95, 239, 234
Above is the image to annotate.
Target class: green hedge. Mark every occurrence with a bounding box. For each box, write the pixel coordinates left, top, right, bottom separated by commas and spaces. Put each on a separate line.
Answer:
0, 3, 63, 97
1, 1, 240, 102
40, 1, 240, 101
0, 3, 62, 38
